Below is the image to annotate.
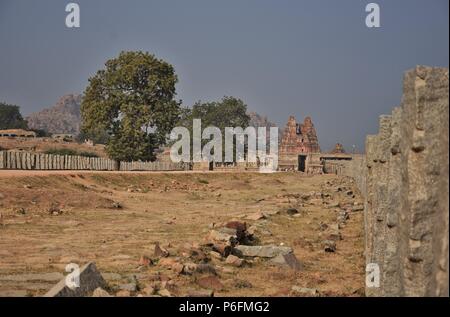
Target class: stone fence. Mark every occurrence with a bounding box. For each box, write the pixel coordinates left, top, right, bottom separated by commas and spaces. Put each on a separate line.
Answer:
0, 151, 117, 171
326, 66, 449, 297
0, 151, 188, 172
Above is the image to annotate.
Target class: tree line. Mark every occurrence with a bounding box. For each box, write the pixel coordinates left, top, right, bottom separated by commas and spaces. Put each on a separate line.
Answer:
1, 50, 251, 162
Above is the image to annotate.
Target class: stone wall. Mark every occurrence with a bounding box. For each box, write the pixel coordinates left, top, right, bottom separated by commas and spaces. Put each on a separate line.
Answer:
325, 66, 449, 297
0, 151, 117, 171
0, 151, 188, 172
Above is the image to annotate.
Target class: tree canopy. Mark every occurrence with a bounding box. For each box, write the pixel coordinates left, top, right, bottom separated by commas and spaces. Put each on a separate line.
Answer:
177, 96, 250, 161
81, 51, 181, 161
179, 96, 250, 132
0, 103, 28, 130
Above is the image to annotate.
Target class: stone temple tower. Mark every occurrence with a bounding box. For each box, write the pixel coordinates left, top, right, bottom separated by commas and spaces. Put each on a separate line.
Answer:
279, 115, 320, 155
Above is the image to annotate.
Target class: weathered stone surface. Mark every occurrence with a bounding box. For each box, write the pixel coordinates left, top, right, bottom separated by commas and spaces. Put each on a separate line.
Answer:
270, 253, 303, 271
327, 66, 449, 297
234, 245, 292, 258
323, 240, 336, 253
279, 116, 320, 155
43, 262, 107, 297
225, 255, 244, 267
92, 287, 112, 297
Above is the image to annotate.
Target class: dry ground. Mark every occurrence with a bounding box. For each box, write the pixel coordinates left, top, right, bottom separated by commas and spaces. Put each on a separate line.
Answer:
0, 171, 365, 297
0, 137, 107, 157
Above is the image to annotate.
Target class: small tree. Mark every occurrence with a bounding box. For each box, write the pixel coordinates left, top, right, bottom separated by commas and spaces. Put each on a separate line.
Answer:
0, 103, 28, 130
81, 51, 181, 161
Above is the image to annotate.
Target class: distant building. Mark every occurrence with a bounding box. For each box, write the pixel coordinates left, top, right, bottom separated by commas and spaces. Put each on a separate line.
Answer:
330, 143, 346, 154
278, 115, 321, 172
0, 129, 36, 138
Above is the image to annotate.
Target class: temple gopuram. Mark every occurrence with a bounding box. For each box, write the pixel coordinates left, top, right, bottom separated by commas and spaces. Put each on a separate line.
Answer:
278, 116, 322, 172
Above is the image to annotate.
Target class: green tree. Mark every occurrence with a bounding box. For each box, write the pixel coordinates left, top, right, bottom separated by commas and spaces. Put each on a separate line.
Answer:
178, 96, 250, 161
81, 51, 181, 161
0, 103, 28, 130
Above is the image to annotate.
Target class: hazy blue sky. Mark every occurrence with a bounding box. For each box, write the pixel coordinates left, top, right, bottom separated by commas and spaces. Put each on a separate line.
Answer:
0, 0, 448, 151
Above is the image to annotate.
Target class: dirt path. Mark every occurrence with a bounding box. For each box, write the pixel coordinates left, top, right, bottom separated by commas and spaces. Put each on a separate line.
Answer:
0, 172, 365, 297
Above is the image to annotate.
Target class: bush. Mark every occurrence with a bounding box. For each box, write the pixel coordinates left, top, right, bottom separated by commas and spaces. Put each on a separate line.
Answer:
78, 151, 99, 158
44, 148, 77, 156
44, 148, 99, 157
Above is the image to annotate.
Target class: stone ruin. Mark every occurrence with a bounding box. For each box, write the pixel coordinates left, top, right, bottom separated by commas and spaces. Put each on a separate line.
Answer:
330, 143, 345, 154
279, 115, 320, 155
328, 66, 449, 296
278, 115, 321, 172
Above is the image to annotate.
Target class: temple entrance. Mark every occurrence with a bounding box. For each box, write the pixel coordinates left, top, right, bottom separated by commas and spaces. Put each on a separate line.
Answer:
298, 155, 306, 172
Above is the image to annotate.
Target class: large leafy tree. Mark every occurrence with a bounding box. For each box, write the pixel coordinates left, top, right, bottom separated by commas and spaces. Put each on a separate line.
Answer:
180, 96, 250, 133
178, 96, 250, 161
0, 103, 28, 130
81, 51, 181, 161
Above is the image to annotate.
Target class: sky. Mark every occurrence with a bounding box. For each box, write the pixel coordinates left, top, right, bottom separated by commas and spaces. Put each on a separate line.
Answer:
0, 0, 448, 152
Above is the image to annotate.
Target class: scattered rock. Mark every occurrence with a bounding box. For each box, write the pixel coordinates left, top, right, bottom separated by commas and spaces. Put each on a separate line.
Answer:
318, 222, 328, 231
138, 255, 153, 267
291, 286, 319, 297
206, 229, 237, 246
116, 290, 131, 297
182, 262, 198, 275
111, 202, 122, 209
171, 262, 185, 275
286, 208, 299, 215
234, 279, 253, 288
234, 245, 293, 258
154, 242, 169, 258
158, 257, 179, 267
337, 210, 349, 224
15, 208, 26, 215
211, 243, 232, 257
92, 287, 112, 297
209, 251, 222, 260
352, 205, 364, 212
198, 263, 217, 275
225, 255, 244, 267
156, 288, 171, 297
323, 240, 336, 252
245, 212, 266, 221
44, 262, 107, 297
270, 253, 303, 271
142, 286, 155, 296
119, 283, 137, 292
48, 204, 62, 215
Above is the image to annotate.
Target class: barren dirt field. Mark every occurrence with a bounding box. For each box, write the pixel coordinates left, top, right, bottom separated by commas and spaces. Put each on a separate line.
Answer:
0, 171, 365, 297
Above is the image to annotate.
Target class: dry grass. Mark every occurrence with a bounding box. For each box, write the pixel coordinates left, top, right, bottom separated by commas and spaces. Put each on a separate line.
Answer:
0, 171, 365, 297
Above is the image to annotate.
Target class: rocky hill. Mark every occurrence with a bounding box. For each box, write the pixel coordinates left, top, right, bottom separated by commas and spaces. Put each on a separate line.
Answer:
26, 94, 82, 135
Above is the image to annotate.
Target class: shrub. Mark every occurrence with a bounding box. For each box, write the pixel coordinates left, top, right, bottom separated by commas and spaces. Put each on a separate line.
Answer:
78, 151, 99, 158
44, 148, 99, 158
44, 148, 77, 156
